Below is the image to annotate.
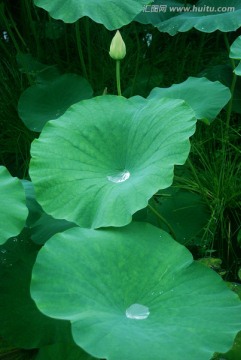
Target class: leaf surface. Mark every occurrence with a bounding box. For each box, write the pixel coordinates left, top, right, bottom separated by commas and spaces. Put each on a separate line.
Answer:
18, 74, 93, 132
0, 166, 28, 245
148, 77, 231, 122
31, 222, 241, 360
34, 0, 149, 29
30, 96, 196, 228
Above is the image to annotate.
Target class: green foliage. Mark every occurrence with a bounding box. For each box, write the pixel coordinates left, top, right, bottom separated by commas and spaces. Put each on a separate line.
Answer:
175, 118, 241, 277
31, 222, 241, 360
0, 56, 34, 177
147, 76, 231, 122
0, 338, 37, 360
148, 188, 211, 245
0, 231, 72, 349
137, 0, 241, 35
18, 73, 93, 132
29, 96, 196, 228
229, 35, 241, 75
0, 0, 241, 359
34, 0, 148, 28
0, 166, 28, 244
201, 64, 241, 114
36, 342, 96, 360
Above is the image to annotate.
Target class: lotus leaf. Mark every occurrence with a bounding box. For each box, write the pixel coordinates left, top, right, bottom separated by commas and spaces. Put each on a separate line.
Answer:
31, 222, 241, 360
30, 96, 196, 228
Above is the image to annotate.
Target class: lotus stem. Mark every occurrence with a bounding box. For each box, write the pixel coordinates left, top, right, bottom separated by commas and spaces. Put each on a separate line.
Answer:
116, 60, 122, 96
75, 20, 88, 80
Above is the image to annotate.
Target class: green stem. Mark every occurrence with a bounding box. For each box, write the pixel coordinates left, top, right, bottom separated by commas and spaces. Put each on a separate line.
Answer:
6, 6, 28, 50
148, 204, 176, 240
84, 17, 92, 83
116, 60, 121, 96
24, 0, 40, 56
130, 24, 141, 96
75, 21, 88, 79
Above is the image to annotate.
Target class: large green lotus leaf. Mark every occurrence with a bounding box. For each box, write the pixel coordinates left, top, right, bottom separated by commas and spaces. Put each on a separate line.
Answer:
31, 222, 241, 360
30, 96, 196, 229
18, 73, 93, 132
0, 166, 28, 245
36, 342, 96, 360
34, 0, 150, 29
148, 77, 231, 122
0, 230, 72, 348
137, 0, 241, 35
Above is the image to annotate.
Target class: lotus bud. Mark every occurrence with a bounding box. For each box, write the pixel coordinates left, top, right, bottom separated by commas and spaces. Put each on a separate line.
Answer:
109, 30, 126, 60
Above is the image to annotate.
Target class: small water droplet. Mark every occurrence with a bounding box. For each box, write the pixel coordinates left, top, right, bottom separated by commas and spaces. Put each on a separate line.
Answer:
13, 238, 18, 242
107, 170, 130, 183
1, 249, 7, 253
125, 303, 150, 320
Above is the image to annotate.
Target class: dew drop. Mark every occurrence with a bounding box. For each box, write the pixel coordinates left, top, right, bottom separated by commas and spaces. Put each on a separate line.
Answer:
125, 303, 150, 320
1, 249, 7, 254
107, 170, 130, 183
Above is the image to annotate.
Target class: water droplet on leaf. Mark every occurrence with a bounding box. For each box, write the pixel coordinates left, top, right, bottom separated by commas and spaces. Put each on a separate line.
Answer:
125, 303, 150, 320
107, 170, 130, 183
